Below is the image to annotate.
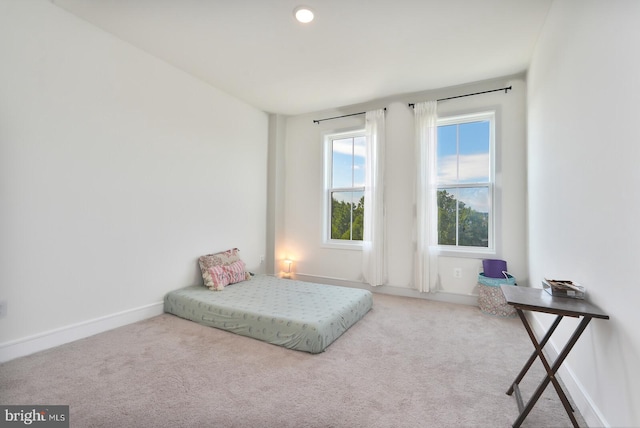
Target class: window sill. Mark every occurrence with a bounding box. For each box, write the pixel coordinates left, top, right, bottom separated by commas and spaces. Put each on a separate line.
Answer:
436, 247, 496, 259
321, 241, 363, 251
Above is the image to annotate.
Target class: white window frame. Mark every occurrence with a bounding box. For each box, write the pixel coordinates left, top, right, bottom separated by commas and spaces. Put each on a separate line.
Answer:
322, 127, 366, 250
435, 111, 496, 256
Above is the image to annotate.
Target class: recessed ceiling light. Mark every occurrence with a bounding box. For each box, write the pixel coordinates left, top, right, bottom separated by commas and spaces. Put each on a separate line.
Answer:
294, 6, 314, 23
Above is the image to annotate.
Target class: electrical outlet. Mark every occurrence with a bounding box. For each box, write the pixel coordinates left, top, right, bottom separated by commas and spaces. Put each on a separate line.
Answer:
0, 300, 7, 319
453, 268, 463, 278
260, 255, 265, 264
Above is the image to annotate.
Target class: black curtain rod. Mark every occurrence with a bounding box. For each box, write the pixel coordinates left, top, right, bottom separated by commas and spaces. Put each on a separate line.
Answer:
408, 85, 512, 108
313, 86, 510, 123
313, 108, 386, 124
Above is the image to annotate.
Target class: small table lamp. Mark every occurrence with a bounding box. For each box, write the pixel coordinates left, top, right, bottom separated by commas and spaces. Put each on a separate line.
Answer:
283, 259, 293, 278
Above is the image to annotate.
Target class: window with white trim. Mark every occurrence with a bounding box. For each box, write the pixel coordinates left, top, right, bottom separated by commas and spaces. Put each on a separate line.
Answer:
323, 129, 366, 246
436, 111, 495, 250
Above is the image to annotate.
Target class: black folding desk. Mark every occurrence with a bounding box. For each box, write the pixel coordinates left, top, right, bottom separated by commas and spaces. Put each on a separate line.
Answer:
500, 285, 609, 428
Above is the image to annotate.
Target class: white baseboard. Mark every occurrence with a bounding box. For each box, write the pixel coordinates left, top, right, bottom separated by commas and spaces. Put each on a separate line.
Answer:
293, 273, 479, 307
0, 302, 164, 363
527, 313, 609, 428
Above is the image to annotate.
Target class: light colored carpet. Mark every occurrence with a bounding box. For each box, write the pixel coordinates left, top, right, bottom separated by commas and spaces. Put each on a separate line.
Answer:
0, 293, 585, 427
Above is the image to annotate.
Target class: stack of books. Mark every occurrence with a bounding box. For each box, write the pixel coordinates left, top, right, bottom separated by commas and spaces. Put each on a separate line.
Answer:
542, 278, 586, 299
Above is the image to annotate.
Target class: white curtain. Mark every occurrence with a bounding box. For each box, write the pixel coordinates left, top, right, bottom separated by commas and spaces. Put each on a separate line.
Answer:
414, 101, 439, 293
362, 109, 386, 287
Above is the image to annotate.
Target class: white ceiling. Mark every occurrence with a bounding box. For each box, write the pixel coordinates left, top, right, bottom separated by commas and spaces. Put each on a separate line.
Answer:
51, 0, 552, 115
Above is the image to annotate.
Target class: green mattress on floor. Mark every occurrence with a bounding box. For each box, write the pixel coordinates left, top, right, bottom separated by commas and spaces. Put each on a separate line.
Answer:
164, 275, 373, 353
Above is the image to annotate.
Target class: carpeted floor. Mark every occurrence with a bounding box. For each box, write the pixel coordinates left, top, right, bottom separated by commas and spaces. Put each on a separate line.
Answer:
0, 292, 586, 427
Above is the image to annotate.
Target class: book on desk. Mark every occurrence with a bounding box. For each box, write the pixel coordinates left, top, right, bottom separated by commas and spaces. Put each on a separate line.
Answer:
542, 278, 586, 299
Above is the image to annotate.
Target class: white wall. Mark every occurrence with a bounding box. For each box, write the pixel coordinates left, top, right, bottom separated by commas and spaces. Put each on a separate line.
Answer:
527, 1, 640, 426
279, 75, 527, 303
0, 0, 268, 349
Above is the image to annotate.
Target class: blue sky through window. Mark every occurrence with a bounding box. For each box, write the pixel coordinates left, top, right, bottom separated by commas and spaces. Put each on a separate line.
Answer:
437, 120, 490, 213
330, 123, 490, 212
332, 136, 365, 200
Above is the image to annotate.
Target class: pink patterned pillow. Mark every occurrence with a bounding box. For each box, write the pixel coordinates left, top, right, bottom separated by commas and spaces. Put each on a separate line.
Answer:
208, 265, 230, 291
224, 260, 247, 285
199, 248, 250, 291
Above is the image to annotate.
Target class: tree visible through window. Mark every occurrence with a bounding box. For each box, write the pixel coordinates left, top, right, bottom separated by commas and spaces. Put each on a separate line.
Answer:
331, 194, 364, 240
325, 131, 366, 243
436, 112, 494, 249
